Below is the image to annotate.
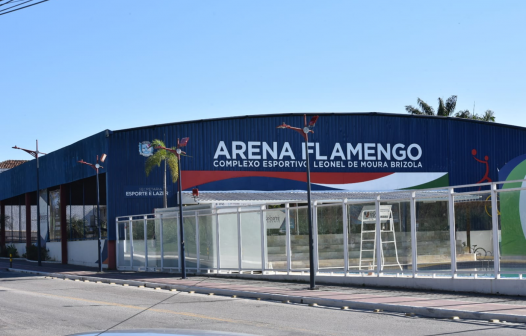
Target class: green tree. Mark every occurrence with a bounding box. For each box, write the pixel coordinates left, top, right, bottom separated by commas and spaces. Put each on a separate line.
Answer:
405, 95, 458, 116
406, 95, 496, 122
455, 109, 495, 122
145, 139, 179, 208
480, 110, 496, 122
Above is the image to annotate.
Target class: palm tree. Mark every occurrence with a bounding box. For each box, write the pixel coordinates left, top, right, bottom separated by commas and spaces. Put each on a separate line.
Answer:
454, 109, 471, 119
405, 98, 436, 115
407, 96, 496, 122
437, 96, 458, 116
454, 109, 495, 122
145, 139, 179, 208
405, 95, 457, 116
480, 110, 496, 122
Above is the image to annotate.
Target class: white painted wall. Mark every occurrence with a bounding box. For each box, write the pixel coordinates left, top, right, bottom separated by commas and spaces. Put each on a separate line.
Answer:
456, 230, 495, 254
12, 243, 26, 257
46, 242, 62, 262
11, 240, 107, 268
68, 240, 108, 268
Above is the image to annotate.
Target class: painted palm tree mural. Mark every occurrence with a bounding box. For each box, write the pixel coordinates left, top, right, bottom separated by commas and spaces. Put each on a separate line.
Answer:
144, 139, 179, 208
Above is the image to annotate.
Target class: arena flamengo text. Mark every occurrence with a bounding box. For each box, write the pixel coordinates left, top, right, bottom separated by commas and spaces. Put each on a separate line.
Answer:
213, 141, 423, 169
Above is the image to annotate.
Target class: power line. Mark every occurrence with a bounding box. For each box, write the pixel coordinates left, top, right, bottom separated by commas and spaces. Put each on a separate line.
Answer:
0, 0, 35, 13
0, 0, 18, 8
0, 0, 49, 16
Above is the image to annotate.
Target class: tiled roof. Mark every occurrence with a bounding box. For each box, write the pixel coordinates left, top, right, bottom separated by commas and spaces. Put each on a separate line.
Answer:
0, 160, 28, 169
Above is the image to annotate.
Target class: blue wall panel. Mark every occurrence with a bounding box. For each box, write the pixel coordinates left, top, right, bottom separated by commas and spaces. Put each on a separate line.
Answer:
0, 131, 108, 201
5, 113, 526, 241
105, 113, 526, 240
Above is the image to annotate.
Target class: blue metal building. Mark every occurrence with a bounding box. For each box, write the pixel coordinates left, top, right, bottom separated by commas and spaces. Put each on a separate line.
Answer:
2, 113, 526, 268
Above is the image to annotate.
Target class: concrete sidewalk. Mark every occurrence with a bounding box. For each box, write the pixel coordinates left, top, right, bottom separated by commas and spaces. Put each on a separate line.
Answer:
2, 259, 526, 324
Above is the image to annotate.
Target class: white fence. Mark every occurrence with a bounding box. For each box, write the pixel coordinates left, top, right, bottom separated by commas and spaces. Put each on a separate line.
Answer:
115, 179, 526, 279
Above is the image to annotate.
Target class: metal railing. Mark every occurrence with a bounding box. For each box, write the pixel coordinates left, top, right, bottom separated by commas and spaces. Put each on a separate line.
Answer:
115, 179, 526, 279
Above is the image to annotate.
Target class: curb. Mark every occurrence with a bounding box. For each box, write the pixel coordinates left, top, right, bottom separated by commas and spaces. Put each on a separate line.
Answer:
8, 268, 526, 324
0, 257, 62, 264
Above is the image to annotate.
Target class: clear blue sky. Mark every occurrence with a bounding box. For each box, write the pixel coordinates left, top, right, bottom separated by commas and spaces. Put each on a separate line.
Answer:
2, 0, 525, 160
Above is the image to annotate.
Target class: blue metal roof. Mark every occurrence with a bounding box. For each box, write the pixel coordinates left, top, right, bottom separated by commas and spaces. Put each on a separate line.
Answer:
0, 130, 108, 201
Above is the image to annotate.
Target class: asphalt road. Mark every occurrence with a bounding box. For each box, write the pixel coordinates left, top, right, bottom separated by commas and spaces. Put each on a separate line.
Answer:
1, 271, 525, 336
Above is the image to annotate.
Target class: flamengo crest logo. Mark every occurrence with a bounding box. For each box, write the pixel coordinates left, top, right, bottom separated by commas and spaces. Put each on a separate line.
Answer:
213, 141, 424, 169
139, 141, 154, 157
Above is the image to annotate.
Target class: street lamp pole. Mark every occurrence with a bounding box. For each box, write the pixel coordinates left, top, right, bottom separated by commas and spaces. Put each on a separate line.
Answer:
277, 115, 319, 289
78, 154, 107, 272
154, 137, 189, 279
13, 141, 46, 266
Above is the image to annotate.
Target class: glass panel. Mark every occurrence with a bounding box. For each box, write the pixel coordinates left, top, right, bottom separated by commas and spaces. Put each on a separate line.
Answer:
100, 206, 108, 240
265, 208, 286, 270
146, 219, 161, 268
5, 206, 13, 243
241, 210, 262, 269
454, 193, 494, 273
20, 205, 26, 243
317, 205, 344, 271
31, 205, 38, 243
49, 190, 60, 242
416, 199, 451, 273
117, 221, 131, 268
162, 217, 179, 268
198, 214, 216, 270
84, 205, 96, 240
131, 219, 146, 267
499, 189, 526, 276
382, 202, 412, 273
11, 205, 21, 243
66, 205, 71, 240
218, 213, 238, 269
183, 216, 197, 269
347, 202, 378, 272
68, 206, 85, 241
290, 206, 310, 271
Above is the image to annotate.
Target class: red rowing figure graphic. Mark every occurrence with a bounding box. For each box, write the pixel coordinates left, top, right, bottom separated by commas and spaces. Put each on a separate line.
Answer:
472, 149, 492, 189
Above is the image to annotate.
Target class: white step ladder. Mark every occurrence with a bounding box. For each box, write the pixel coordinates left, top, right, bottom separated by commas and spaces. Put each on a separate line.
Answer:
358, 205, 402, 271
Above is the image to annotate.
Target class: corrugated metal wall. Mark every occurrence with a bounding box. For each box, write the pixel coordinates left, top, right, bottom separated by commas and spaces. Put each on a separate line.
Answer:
446, 118, 526, 186
5, 113, 526, 242
0, 131, 108, 201
105, 113, 526, 241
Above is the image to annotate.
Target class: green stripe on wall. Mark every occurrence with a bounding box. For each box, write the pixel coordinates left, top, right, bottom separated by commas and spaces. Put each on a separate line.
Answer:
401, 173, 449, 190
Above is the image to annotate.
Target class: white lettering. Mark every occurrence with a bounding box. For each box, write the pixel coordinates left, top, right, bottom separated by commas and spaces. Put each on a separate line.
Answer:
407, 144, 422, 160
248, 141, 261, 159
392, 144, 406, 160
214, 141, 230, 159
330, 143, 346, 160
232, 141, 247, 159
315, 143, 327, 160
262, 142, 278, 159
302, 142, 315, 160
364, 143, 375, 160
377, 143, 391, 160
279, 142, 295, 159
347, 143, 362, 160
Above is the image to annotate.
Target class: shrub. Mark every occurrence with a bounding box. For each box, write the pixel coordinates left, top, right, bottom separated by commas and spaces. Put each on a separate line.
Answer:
23, 244, 50, 261
67, 216, 86, 240
1, 244, 19, 258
